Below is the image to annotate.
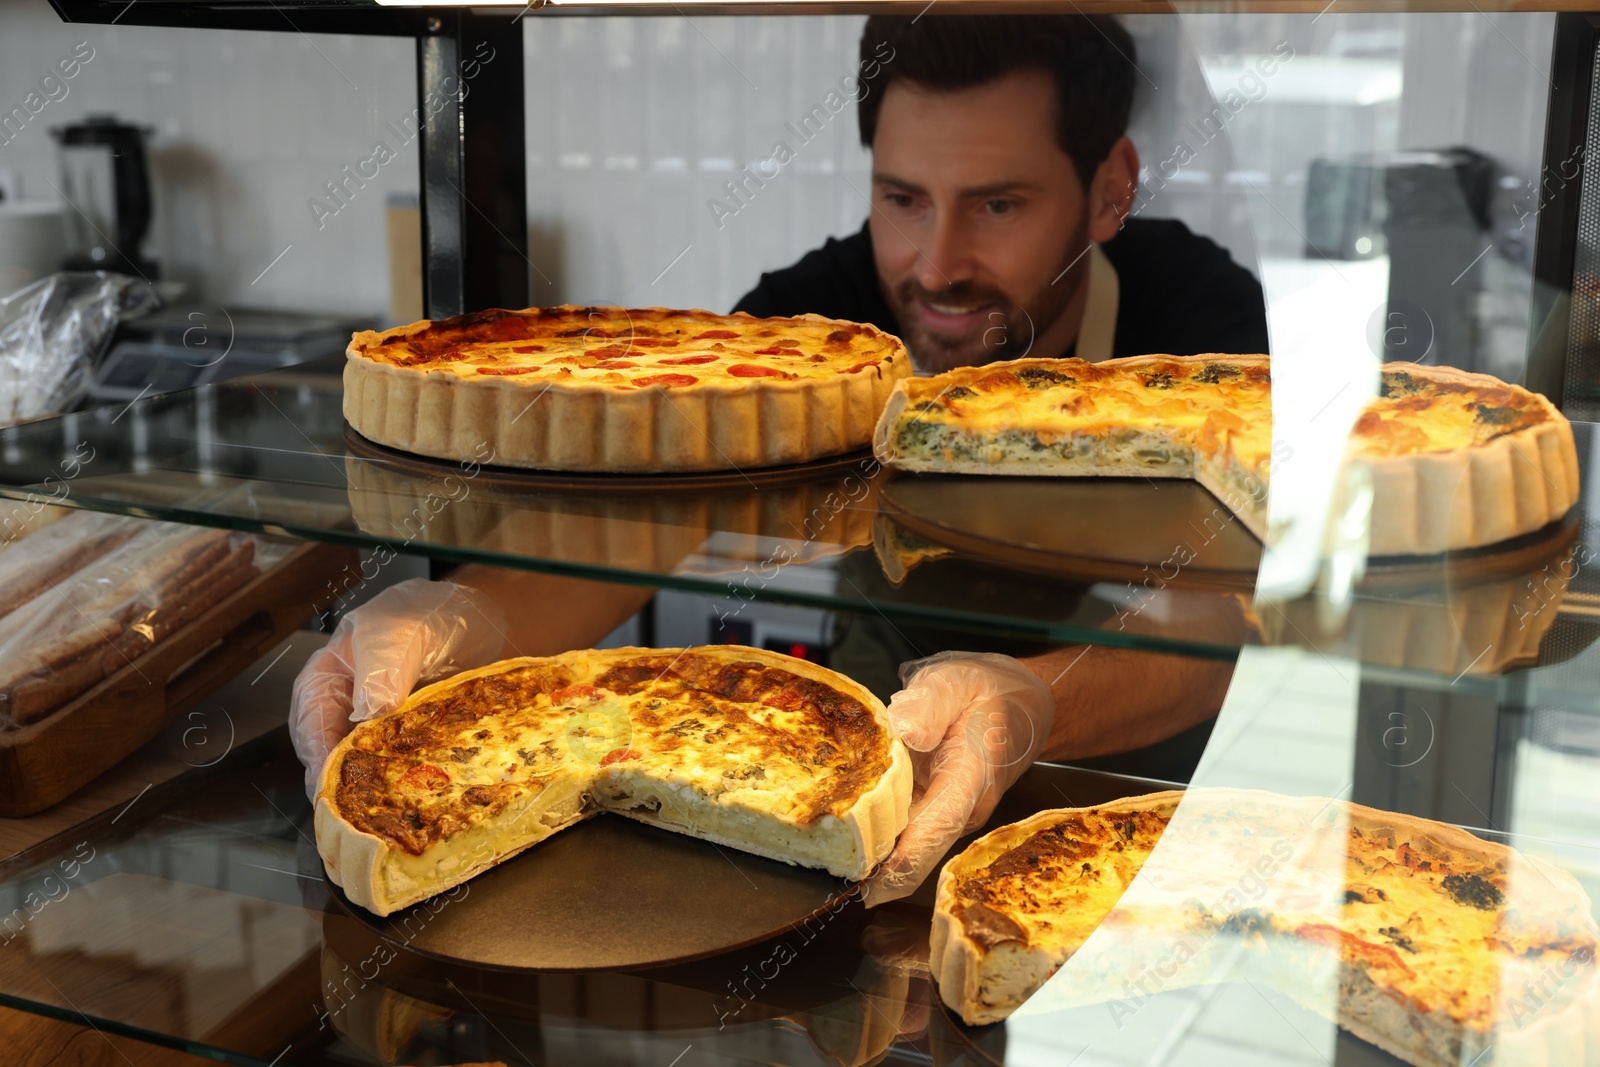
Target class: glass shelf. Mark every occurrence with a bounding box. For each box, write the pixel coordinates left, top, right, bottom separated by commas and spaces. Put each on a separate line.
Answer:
1, 360, 1598, 709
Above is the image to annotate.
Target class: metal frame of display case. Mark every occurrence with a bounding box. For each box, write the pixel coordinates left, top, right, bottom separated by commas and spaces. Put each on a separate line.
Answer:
43, 0, 1600, 19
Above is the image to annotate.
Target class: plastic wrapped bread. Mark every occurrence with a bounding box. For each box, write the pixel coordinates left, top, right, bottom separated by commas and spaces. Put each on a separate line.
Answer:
0, 509, 141, 617
0, 521, 258, 726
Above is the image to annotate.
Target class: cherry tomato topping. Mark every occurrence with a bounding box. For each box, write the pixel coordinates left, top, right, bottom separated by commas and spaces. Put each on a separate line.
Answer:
764, 687, 805, 711
400, 764, 451, 791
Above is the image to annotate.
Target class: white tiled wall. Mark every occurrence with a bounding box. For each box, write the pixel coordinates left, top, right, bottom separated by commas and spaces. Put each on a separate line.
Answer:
524, 15, 880, 312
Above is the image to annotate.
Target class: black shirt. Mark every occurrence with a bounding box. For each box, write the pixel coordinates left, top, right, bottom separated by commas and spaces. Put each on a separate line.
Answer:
733, 216, 1269, 359
730, 216, 1264, 783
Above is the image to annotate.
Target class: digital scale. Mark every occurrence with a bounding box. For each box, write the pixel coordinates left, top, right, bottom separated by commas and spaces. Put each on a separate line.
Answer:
89, 304, 372, 402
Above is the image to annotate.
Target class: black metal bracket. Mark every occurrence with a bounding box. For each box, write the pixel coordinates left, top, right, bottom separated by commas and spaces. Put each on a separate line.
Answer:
418, 14, 528, 317
45, 0, 438, 37
1528, 12, 1600, 408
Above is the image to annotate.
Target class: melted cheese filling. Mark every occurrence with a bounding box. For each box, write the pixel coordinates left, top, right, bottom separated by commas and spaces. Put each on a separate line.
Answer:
403, 688, 841, 817
890, 362, 1549, 481
891, 360, 1273, 477
358, 314, 900, 387
1349, 389, 1545, 458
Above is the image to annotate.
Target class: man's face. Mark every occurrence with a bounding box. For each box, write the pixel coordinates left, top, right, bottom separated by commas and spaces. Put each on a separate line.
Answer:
869, 69, 1090, 373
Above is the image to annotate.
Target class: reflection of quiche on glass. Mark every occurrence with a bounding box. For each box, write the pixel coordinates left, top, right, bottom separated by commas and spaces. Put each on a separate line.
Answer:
344, 305, 911, 473
874, 355, 1578, 556
315, 646, 911, 917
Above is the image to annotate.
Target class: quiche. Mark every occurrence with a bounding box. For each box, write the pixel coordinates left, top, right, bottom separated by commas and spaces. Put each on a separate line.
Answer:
344, 306, 910, 473
874, 355, 1579, 556
314, 646, 912, 917
932, 789, 1600, 1066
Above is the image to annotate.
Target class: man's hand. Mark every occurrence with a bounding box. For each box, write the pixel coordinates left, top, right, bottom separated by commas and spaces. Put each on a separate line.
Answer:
289, 578, 506, 800
861, 652, 1054, 907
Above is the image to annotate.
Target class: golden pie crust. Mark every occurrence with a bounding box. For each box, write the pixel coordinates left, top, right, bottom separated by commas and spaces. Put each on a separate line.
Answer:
344, 306, 910, 473
874, 355, 1579, 556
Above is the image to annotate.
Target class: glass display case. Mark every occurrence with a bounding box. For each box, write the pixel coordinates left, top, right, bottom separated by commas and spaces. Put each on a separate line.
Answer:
4, 2, 1600, 1066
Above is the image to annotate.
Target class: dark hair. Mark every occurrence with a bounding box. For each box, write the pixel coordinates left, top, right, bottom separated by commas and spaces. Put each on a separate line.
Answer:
857, 15, 1137, 188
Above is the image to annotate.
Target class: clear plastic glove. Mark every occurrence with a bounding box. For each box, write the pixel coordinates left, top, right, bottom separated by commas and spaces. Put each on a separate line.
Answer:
861, 651, 1055, 907
289, 578, 506, 800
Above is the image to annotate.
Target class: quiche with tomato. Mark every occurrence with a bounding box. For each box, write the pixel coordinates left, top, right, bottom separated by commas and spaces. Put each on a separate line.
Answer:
344, 306, 910, 472
933, 789, 1600, 1065
314, 646, 911, 917
874, 355, 1578, 555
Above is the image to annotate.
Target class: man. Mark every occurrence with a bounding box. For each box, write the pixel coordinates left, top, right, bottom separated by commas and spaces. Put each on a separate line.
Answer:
738, 16, 1266, 370
291, 14, 1264, 907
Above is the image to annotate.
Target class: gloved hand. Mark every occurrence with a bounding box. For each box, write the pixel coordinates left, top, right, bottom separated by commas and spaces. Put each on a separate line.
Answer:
861, 651, 1055, 907
289, 578, 506, 800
